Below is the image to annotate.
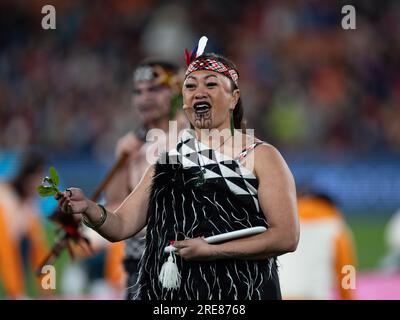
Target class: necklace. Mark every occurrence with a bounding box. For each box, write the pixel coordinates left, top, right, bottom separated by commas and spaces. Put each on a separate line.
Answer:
194, 133, 233, 187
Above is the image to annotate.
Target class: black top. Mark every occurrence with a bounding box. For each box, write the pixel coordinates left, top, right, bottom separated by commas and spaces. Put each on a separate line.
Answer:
134, 130, 281, 300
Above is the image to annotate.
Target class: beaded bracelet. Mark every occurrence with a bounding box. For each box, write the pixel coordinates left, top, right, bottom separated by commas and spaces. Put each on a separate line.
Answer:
82, 204, 107, 229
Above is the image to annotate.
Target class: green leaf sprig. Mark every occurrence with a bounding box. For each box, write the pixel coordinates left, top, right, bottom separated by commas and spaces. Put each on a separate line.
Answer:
37, 166, 60, 197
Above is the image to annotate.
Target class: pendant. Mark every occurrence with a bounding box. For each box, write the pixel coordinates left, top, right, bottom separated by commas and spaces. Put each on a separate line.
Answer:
194, 168, 206, 187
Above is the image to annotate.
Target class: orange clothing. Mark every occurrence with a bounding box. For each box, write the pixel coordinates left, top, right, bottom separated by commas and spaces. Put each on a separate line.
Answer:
0, 183, 48, 298
279, 195, 356, 300
334, 225, 356, 300
104, 241, 125, 289
0, 204, 24, 297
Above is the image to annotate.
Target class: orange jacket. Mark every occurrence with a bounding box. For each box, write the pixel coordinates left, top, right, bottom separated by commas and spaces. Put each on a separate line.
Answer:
0, 197, 48, 298
280, 195, 356, 300
104, 241, 125, 289
299, 196, 357, 299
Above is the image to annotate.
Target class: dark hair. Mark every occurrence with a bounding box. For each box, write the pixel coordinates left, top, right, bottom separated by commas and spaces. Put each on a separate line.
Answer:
11, 149, 46, 199
192, 53, 246, 130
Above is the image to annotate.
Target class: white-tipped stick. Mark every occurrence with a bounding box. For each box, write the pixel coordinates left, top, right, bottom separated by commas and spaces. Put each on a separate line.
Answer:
164, 226, 267, 254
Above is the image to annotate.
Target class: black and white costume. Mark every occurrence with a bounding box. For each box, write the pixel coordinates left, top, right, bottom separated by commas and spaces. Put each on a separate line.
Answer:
134, 130, 281, 300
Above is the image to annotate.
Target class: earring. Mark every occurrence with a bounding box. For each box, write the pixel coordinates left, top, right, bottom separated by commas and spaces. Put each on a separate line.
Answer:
230, 111, 235, 136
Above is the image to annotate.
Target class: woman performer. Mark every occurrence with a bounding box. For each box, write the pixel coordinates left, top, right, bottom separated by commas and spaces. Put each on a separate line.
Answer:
56, 39, 299, 300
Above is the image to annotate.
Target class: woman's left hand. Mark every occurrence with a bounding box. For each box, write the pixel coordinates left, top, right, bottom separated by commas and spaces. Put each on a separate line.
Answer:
173, 237, 216, 261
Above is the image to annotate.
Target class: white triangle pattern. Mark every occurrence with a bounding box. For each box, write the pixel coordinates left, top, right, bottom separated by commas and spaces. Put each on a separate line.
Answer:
204, 168, 222, 179
244, 180, 257, 195
181, 155, 199, 168
214, 150, 235, 163
225, 179, 250, 196
219, 163, 241, 178
168, 148, 180, 157
195, 140, 212, 152
181, 143, 195, 156
198, 153, 218, 166
252, 196, 259, 212
238, 165, 255, 179
168, 132, 261, 212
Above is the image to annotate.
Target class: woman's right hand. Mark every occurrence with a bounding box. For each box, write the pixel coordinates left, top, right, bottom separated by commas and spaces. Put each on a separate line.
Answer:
55, 187, 89, 215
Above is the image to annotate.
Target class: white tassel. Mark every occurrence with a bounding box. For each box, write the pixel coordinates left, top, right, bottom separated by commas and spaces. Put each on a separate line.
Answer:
159, 251, 181, 290
196, 36, 208, 57
159, 228, 268, 290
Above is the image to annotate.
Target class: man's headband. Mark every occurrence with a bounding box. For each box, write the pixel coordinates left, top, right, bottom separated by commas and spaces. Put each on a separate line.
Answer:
184, 36, 239, 88
133, 64, 182, 93
133, 65, 175, 87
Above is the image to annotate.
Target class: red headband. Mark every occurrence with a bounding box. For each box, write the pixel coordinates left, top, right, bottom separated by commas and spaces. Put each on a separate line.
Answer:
185, 57, 239, 87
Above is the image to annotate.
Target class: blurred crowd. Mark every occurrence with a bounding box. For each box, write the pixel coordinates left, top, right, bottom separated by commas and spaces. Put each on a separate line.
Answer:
1, 0, 400, 300
1, 0, 399, 158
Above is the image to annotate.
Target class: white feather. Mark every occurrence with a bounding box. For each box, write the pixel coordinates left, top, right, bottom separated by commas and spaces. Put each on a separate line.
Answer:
196, 36, 208, 57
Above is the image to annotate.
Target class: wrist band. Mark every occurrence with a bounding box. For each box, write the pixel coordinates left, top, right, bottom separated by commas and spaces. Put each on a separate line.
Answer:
82, 204, 107, 229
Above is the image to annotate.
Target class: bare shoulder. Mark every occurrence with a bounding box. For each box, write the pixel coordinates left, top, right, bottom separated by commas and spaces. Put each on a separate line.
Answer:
238, 135, 281, 175
117, 131, 134, 143
241, 134, 283, 165
253, 143, 294, 183
115, 131, 143, 158
254, 143, 283, 164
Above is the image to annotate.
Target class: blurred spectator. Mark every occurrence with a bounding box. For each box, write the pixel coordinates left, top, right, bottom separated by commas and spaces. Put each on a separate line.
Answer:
0, 150, 49, 299
104, 58, 187, 299
381, 208, 400, 273
279, 192, 357, 299
1, 0, 398, 301
0, 0, 399, 156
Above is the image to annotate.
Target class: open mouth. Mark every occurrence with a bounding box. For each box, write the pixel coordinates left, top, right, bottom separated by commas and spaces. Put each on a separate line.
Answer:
193, 101, 212, 114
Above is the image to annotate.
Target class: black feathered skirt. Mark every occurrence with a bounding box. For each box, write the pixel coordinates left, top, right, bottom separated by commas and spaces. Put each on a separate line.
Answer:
134, 158, 281, 300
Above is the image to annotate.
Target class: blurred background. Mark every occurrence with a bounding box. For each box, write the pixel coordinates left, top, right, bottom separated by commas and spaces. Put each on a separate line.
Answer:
0, 0, 399, 299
